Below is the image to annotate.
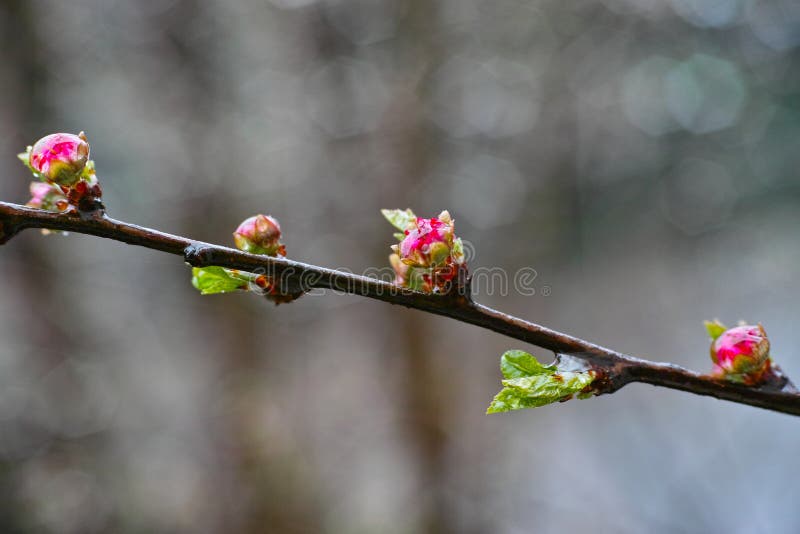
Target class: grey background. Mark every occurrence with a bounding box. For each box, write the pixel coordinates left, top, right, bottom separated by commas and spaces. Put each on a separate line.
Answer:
1, 0, 799, 532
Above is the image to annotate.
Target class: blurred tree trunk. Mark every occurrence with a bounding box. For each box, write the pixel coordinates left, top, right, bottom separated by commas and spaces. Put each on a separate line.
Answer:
395, 2, 456, 533
155, 2, 322, 532
0, 0, 60, 531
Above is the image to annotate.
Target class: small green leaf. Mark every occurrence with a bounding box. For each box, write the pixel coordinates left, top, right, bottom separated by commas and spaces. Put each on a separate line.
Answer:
405, 266, 427, 292
704, 319, 727, 340
487, 351, 596, 414
192, 266, 250, 295
381, 208, 416, 232
451, 237, 465, 263
393, 232, 406, 242
500, 350, 555, 378
18, 147, 43, 178
80, 159, 96, 180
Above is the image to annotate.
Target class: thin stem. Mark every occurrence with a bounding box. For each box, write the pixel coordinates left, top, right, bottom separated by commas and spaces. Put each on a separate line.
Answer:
1, 201, 798, 416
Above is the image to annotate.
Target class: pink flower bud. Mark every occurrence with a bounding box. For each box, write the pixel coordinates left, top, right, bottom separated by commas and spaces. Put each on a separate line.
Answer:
710, 324, 771, 383
395, 211, 458, 268
233, 214, 285, 256
29, 132, 90, 187
390, 210, 466, 293
26, 181, 69, 212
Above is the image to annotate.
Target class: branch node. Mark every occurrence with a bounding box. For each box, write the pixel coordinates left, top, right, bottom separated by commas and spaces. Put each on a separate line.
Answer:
184, 243, 215, 266
750, 363, 795, 393
77, 199, 106, 220
442, 268, 472, 304
458, 269, 473, 301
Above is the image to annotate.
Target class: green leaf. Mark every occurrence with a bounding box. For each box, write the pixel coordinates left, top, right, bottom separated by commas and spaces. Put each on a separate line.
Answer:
381, 208, 416, 232
191, 266, 250, 295
18, 146, 44, 179
451, 237, 465, 263
487, 351, 596, 414
500, 350, 554, 378
393, 232, 406, 242
405, 266, 427, 292
17, 147, 32, 169
704, 319, 727, 340
80, 159, 96, 181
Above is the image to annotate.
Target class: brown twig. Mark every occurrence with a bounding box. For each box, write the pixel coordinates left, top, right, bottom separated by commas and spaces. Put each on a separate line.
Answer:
1, 200, 799, 416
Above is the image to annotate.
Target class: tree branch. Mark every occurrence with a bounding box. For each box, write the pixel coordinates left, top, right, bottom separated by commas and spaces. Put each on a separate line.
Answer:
1, 200, 798, 416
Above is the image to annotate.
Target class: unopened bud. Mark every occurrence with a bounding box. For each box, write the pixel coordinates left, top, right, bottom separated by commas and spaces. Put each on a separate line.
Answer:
29, 132, 89, 187
233, 214, 285, 256
710, 324, 771, 382
388, 210, 467, 293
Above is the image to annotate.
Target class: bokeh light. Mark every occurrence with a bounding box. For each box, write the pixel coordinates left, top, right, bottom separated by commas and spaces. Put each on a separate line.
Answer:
665, 54, 748, 134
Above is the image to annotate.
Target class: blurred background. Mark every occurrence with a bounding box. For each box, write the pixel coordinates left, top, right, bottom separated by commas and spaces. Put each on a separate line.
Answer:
1, 0, 800, 532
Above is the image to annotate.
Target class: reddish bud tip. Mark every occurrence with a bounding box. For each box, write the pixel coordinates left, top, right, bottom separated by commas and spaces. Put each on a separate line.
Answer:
29, 133, 90, 187
710, 324, 771, 383
233, 214, 285, 256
